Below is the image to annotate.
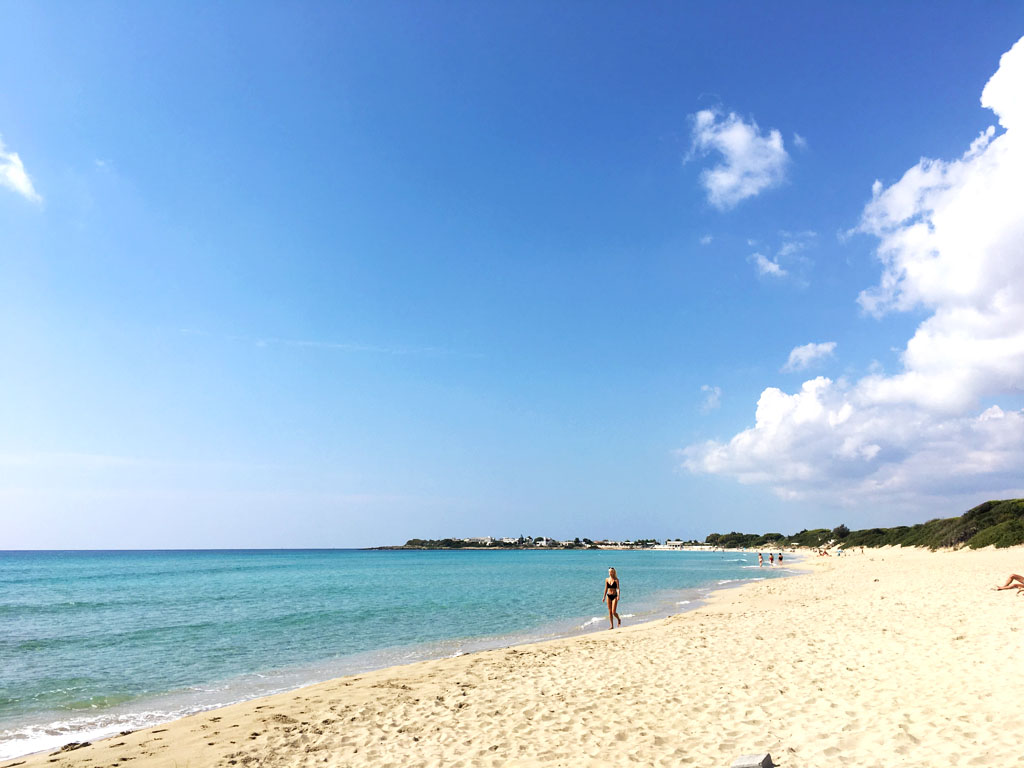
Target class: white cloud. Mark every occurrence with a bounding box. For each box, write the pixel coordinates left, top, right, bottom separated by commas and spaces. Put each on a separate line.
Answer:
689, 109, 790, 209
0, 136, 42, 203
751, 252, 787, 277
700, 384, 722, 412
684, 35, 1024, 511
748, 231, 816, 280
183, 328, 468, 358
783, 341, 837, 372
793, 132, 808, 150
699, 234, 714, 245
778, 230, 816, 258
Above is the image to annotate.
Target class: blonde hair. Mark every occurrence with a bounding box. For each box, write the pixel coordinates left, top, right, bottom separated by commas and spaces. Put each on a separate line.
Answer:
608, 567, 617, 579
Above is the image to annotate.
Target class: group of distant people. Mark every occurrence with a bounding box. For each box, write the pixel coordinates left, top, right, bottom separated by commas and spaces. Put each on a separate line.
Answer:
757, 552, 783, 567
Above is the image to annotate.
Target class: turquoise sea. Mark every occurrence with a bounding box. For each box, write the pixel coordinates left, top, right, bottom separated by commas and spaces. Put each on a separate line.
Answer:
0, 549, 796, 759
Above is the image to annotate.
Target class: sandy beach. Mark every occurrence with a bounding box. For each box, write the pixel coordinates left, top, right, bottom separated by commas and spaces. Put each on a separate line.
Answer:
7, 546, 1024, 768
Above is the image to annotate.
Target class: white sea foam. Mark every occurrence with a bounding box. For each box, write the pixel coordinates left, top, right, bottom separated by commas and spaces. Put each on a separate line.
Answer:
676, 600, 692, 605
0, 706, 213, 761
580, 616, 605, 629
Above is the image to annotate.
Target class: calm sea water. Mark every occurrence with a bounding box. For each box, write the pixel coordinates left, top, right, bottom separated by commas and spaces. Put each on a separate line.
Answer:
0, 548, 796, 758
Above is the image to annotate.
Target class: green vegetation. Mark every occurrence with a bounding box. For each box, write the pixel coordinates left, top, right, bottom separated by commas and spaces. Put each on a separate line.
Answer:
705, 531, 786, 549
786, 528, 832, 548
404, 538, 480, 549
704, 499, 1024, 550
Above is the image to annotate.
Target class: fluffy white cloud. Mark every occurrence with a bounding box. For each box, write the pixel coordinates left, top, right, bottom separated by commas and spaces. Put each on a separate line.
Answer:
751, 252, 787, 277
689, 109, 789, 209
684, 36, 1024, 511
700, 384, 722, 412
0, 136, 42, 203
783, 341, 837, 371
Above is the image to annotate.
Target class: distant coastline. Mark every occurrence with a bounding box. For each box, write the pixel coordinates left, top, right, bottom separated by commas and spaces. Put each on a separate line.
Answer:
381, 499, 1024, 552
372, 536, 705, 551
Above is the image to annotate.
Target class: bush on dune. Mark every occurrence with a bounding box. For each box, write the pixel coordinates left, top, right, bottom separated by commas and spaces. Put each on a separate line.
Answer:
702, 499, 1024, 550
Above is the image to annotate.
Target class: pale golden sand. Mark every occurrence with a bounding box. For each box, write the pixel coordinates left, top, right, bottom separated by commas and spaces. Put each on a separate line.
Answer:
7, 546, 1024, 768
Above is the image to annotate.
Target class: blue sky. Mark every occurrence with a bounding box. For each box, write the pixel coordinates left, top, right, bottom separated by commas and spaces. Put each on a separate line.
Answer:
2, 3, 1023, 548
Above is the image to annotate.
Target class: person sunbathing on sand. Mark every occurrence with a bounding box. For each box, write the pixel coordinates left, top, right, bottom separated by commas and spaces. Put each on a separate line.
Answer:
602, 567, 621, 629
995, 574, 1024, 592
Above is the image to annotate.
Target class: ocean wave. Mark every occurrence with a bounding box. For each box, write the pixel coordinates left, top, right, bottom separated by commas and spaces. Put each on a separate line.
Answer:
675, 600, 691, 605
579, 616, 605, 629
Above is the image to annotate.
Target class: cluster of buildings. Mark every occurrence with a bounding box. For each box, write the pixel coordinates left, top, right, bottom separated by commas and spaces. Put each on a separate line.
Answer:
456, 537, 697, 550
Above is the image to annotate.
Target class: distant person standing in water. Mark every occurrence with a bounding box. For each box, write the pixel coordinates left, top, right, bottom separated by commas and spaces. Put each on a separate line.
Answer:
602, 567, 621, 629
769, 553, 774, 566
758, 552, 764, 567
778, 553, 783, 565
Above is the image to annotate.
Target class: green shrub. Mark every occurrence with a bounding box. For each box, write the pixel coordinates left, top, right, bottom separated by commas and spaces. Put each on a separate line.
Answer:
701, 499, 1024, 551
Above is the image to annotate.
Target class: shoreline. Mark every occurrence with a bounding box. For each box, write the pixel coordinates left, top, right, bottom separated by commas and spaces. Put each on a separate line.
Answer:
11, 546, 1024, 766
0, 555, 796, 762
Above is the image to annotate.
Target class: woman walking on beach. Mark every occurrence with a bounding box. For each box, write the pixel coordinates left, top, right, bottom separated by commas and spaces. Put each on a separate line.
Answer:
603, 567, 621, 629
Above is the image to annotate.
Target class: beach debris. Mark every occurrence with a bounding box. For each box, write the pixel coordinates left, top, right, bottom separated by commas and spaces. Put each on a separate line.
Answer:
730, 753, 774, 768
52, 742, 91, 754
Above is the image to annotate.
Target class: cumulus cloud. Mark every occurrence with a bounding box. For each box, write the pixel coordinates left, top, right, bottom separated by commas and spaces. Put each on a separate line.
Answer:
700, 385, 722, 412
683, 36, 1024, 511
783, 342, 837, 372
751, 252, 787, 277
689, 109, 789, 209
0, 136, 42, 203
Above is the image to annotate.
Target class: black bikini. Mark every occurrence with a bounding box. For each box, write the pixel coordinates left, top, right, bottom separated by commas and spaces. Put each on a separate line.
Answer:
606, 579, 618, 599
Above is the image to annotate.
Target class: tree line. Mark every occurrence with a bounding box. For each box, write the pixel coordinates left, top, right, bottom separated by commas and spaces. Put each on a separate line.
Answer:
705, 499, 1024, 550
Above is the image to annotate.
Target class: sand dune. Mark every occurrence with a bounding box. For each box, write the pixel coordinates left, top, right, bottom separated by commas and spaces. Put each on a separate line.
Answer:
7, 546, 1024, 768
